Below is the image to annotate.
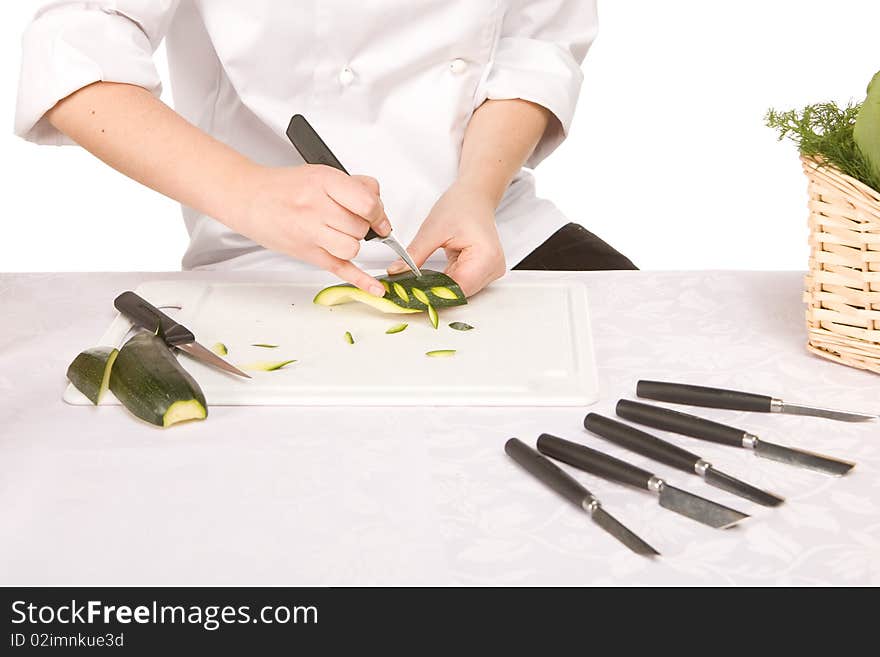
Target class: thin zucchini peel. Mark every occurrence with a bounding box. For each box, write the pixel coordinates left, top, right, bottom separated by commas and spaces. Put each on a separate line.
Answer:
211, 342, 228, 356
251, 343, 278, 349
385, 323, 408, 334
240, 359, 297, 372
426, 349, 456, 358
427, 303, 439, 329
449, 322, 474, 331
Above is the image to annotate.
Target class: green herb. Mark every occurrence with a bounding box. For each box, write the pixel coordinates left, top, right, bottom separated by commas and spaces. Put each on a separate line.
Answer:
765, 100, 880, 191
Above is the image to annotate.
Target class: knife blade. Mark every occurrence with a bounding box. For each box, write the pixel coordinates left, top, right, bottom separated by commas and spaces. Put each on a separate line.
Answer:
285, 114, 422, 277
504, 438, 659, 556
616, 400, 855, 476
113, 291, 251, 379
636, 380, 876, 422
583, 413, 784, 507
536, 434, 748, 529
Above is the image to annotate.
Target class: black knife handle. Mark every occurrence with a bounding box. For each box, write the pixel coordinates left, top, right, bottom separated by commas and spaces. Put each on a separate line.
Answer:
584, 413, 701, 474
113, 291, 194, 346
636, 380, 773, 412
504, 438, 593, 508
536, 434, 654, 491
285, 114, 378, 241
616, 400, 746, 448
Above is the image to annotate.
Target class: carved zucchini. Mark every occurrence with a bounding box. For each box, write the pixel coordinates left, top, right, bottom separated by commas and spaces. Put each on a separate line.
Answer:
313, 270, 466, 314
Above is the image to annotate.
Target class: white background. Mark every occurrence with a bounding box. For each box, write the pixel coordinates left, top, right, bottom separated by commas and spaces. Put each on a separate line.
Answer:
3, 0, 879, 272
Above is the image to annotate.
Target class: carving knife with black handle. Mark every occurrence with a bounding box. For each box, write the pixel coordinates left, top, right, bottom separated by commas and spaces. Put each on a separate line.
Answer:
504, 438, 659, 556
583, 413, 784, 506
535, 434, 749, 529
114, 291, 251, 379
616, 400, 855, 476
636, 380, 876, 422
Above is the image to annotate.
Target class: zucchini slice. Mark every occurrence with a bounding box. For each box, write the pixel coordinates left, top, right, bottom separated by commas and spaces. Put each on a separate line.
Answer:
240, 360, 297, 372
385, 323, 408, 334
66, 346, 119, 405
426, 349, 456, 358
313, 269, 466, 314
109, 333, 207, 427
427, 303, 439, 329
449, 322, 474, 331
211, 342, 228, 356
251, 343, 278, 348
344, 331, 355, 344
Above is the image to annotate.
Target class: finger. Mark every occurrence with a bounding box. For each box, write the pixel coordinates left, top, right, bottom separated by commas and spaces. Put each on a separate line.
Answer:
386, 228, 440, 274
311, 248, 386, 297
444, 249, 504, 297
317, 226, 361, 261
325, 208, 371, 239
323, 172, 391, 235
351, 174, 380, 196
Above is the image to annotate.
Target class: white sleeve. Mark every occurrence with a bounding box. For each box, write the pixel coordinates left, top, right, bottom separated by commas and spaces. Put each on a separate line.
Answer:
476, 0, 598, 168
14, 1, 180, 145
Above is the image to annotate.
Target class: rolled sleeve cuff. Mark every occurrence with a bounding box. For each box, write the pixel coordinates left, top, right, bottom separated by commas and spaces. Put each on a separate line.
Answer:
15, 8, 163, 145
477, 36, 584, 168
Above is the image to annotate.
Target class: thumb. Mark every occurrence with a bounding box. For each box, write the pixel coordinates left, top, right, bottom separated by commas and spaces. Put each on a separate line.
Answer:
386, 229, 440, 275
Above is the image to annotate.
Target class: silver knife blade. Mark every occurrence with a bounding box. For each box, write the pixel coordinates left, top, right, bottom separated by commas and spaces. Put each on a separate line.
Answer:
752, 438, 855, 476
775, 401, 876, 423
177, 341, 252, 379
657, 483, 748, 529
590, 504, 660, 556
704, 466, 784, 507
380, 233, 422, 277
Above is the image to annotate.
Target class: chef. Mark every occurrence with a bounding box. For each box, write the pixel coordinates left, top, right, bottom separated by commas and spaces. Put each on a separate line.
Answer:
15, 0, 635, 297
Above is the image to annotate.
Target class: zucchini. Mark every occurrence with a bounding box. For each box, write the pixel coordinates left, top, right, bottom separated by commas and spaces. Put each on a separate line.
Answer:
385, 323, 408, 334
251, 343, 278, 348
211, 342, 228, 356
449, 322, 474, 331
240, 360, 297, 372
427, 302, 439, 329
344, 331, 355, 344
313, 269, 466, 314
426, 349, 456, 358
108, 333, 207, 427
66, 346, 118, 404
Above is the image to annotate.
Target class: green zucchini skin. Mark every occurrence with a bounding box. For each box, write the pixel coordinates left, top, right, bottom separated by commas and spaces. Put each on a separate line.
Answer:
314, 269, 467, 313
109, 333, 207, 427
66, 346, 118, 405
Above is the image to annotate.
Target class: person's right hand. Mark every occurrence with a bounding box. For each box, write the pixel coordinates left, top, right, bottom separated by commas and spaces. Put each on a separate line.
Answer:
233, 164, 390, 296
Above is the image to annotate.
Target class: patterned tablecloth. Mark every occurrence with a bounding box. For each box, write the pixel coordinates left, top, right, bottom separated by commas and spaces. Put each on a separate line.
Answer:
1, 271, 877, 585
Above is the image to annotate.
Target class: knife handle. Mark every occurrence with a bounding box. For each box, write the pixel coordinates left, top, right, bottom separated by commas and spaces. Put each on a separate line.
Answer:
584, 413, 701, 474
637, 380, 773, 412
285, 114, 378, 241
505, 438, 593, 508
616, 400, 746, 448
536, 434, 654, 491
113, 291, 194, 346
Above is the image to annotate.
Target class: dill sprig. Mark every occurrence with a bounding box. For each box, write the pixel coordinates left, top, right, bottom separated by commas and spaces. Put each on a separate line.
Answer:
765, 101, 880, 191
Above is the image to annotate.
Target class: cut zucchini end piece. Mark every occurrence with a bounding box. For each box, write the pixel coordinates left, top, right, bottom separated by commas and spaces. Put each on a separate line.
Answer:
427, 303, 439, 329
426, 349, 456, 358
241, 359, 297, 372
162, 399, 208, 427
66, 346, 119, 405
313, 286, 420, 314
448, 322, 475, 331
344, 331, 355, 344
211, 342, 228, 356
385, 323, 408, 334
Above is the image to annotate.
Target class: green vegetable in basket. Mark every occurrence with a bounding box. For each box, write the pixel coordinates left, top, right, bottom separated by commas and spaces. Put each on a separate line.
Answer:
854, 71, 880, 189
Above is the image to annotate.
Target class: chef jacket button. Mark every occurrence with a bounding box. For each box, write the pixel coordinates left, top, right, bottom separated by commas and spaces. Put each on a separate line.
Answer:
449, 58, 467, 74
339, 67, 355, 86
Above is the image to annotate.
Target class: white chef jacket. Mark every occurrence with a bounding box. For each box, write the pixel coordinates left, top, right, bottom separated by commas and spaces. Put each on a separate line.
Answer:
15, 0, 597, 272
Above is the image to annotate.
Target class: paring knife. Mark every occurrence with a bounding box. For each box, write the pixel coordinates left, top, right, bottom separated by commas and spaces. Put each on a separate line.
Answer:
113, 291, 251, 379
504, 438, 659, 556
583, 413, 784, 507
637, 380, 876, 423
536, 434, 749, 529
616, 400, 855, 476
285, 114, 422, 277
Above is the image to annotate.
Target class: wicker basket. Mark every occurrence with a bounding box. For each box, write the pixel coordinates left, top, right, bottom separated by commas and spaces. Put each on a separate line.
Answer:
802, 156, 880, 373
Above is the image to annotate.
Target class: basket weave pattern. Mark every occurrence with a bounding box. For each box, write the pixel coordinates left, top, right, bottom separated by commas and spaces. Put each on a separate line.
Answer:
802, 156, 880, 373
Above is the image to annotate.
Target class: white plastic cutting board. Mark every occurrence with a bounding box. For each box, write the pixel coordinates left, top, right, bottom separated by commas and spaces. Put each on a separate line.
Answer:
64, 275, 598, 406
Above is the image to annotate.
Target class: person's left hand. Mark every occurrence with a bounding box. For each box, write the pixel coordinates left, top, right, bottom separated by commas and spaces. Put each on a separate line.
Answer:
386, 182, 506, 296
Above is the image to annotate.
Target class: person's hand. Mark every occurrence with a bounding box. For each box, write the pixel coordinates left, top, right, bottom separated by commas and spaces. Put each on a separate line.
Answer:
235, 164, 390, 296
387, 182, 506, 296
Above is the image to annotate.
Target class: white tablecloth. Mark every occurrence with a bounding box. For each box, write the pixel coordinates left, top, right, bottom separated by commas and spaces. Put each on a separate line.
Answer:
1, 271, 878, 585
